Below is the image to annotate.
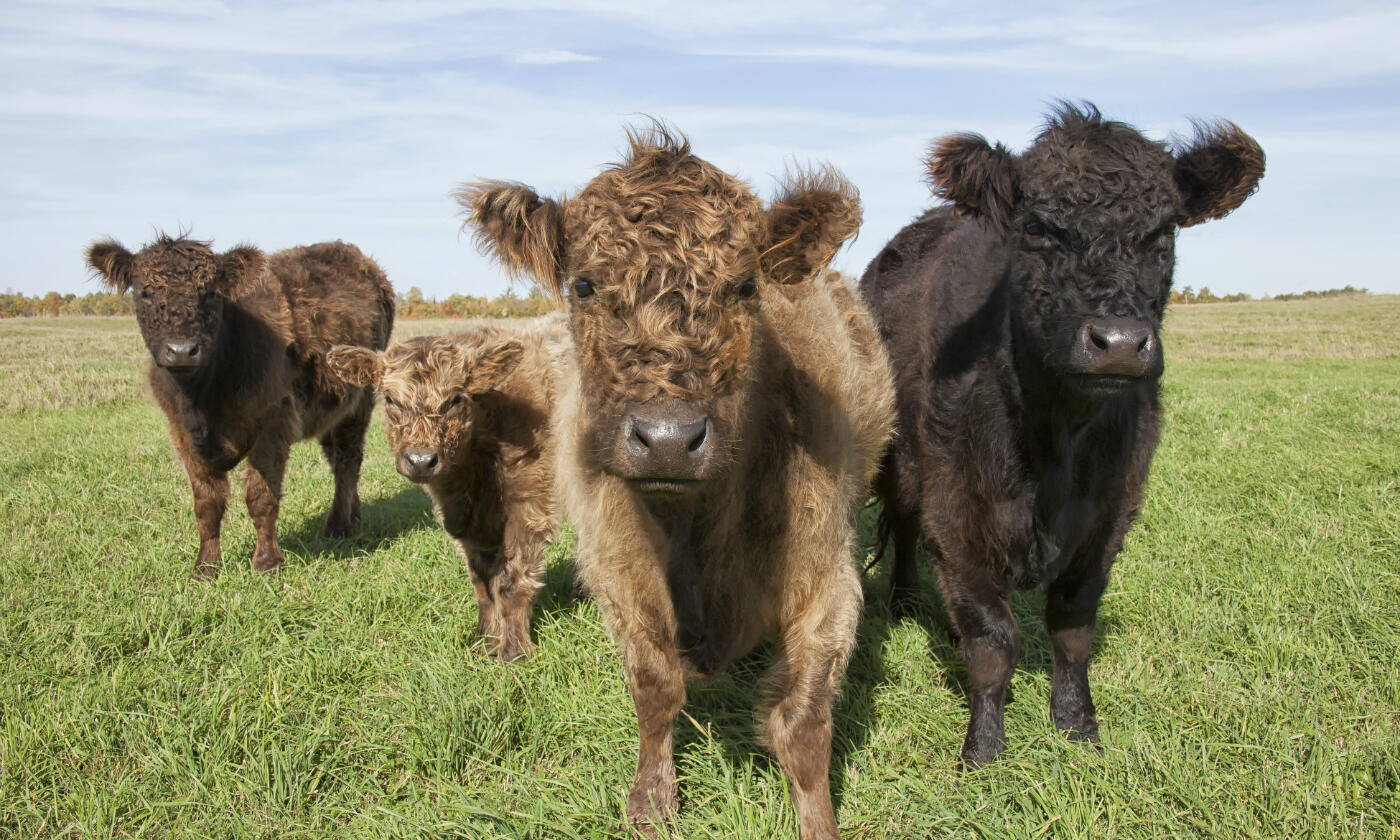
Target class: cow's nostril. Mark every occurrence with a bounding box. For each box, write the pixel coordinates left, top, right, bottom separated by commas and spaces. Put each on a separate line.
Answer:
1089, 329, 1109, 351
188, 345, 199, 358
686, 421, 707, 453
631, 421, 653, 451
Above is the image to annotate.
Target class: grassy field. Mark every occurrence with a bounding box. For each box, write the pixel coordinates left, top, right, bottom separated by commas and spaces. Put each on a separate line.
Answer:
2, 297, 1398, 838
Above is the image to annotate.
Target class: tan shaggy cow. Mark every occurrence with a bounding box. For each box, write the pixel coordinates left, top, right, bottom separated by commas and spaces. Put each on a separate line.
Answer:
458, 126, 895, 840
327, 314, 569, 661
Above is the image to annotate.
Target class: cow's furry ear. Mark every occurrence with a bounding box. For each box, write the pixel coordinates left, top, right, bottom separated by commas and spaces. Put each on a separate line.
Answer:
1174, 120, 1265, 227
456, 180, 566, 297
925, 133, 1018, 230
216, 245, 266, 299
326, 345, 384, 388
86, 239, 135, 294
464, 339, 524, 394
759, 165, 862, 285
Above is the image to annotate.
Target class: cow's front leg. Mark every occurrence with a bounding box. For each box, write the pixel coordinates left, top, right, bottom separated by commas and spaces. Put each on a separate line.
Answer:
466, 544, 544, 662
244, 409, 293, 572
937, 558, 1020, 768
1045, 562, 1110, 741
763, 560, 861, 840
188, 460, 229, 579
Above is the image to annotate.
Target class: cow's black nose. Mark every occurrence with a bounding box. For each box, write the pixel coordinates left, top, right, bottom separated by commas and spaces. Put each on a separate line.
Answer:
1074, 318, 1160, 378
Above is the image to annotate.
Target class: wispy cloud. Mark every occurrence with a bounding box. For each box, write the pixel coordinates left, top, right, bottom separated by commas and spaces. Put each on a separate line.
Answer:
513, 50, 599, 65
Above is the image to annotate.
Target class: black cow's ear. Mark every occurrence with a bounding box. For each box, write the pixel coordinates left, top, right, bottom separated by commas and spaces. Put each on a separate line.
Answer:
86, 239, 135, 294
456, 181, 567, 298
924, 133, 1018, 231
759, 164, 862, 285
464, 339, 524, 394
216, 245, 266, 298
326, 345, 384, 388
1174, 120, 1265, 227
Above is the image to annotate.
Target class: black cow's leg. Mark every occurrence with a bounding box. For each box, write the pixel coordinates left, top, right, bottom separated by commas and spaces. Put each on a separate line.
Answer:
877, 448, 923, 609
939, 564, 1020, 767
321, 398, 371, 538
1045, 567, 1109, 741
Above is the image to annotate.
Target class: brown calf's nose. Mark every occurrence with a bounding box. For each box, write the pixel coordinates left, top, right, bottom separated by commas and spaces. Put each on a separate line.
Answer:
398, 450, 440, 482
160, 341, 200, 368
626, 414, 710, 479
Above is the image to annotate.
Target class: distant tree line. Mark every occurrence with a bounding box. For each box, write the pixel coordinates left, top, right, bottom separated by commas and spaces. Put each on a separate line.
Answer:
0, 282, 1373, 318
1169, 284, 1368, 305
0, 286, 561, 319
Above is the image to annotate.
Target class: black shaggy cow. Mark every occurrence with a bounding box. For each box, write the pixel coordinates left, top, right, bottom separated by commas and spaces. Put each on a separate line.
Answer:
861, 104, 1264, 766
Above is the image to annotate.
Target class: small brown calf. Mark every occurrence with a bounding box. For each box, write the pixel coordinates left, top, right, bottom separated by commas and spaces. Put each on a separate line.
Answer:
328, 314, 569, 660
85, 235, 394, 576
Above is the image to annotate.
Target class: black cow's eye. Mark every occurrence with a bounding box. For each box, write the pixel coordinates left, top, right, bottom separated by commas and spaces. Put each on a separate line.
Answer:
572, 278, 595, 299
1023, 219, 1046, 237
736, 276, 758, 300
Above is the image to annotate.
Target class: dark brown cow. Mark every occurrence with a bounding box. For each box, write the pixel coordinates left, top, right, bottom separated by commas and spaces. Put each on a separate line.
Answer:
458, 126, 895, 840
86, 234, 394, 576
862, 103, 1264, 766
327, 314, 569, 661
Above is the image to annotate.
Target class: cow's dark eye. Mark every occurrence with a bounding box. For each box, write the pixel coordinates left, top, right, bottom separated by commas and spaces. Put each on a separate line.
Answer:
447, 393, 464, 410
139, 286, 153, 300
736, 276, 758, 300
382, 395, 396, 409
572, 278, 595, 299
1023, 219, 1046, 237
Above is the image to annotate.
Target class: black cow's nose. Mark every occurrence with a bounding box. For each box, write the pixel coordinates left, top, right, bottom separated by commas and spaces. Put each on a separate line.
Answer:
160, 341, 200, 368
398, 450, 440, 481
625, 413, 710, 479
1074, 318, 1160, 378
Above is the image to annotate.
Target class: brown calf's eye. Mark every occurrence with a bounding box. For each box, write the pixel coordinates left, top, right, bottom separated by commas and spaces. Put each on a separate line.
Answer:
737, 276, 758, 299
573, 278, 595, 299
382, 395, 396, 409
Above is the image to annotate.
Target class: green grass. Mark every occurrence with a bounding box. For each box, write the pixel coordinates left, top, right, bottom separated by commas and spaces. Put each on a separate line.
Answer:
3, 300, 1398, 838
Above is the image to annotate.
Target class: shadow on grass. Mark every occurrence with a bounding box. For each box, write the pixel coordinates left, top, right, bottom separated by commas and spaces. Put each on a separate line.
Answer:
281, 483, 437, 561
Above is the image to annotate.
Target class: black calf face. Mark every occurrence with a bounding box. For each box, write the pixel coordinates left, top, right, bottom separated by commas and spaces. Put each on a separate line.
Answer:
927, 103, 1264, 394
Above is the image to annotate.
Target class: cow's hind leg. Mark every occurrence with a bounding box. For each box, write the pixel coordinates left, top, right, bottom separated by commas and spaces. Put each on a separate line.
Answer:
244, 411, 294, 572
877, 447, 923, 611
1045, 564, 1110, 742
321, 398, 371, 538
762, 560, 861, 840
938, 561, 1020, 767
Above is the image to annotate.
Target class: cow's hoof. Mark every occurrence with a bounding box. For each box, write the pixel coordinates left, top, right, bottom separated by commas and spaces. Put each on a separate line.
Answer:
625, 785, 678, 835
252, 548, 285, 572
192, 561, 220, 580
322, 517, 353, 539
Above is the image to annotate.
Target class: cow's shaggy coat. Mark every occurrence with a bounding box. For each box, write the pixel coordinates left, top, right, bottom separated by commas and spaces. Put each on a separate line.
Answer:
327, 314, 569, 661
86, 235, 394, 576
861, 103, 1264, 766
459, 126, 895, 840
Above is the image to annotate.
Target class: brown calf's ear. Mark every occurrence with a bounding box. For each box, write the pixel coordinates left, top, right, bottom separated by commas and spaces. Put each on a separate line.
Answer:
326, 345, 384, 388
86, 239, 135, 294
216, 245, 267, 298
925, 133, 1018, 231
760, 165, 862, 285
464, 340, 524, 394
1174, 120, 1266, 227
456, 180, 567, 297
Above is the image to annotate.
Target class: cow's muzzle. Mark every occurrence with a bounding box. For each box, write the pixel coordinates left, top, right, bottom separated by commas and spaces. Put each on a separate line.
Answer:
1067, 318, 1162, 380
620, 401, 712, 492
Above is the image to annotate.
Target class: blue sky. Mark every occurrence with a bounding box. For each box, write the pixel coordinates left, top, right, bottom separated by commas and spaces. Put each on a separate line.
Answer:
3, 1, 1397, 299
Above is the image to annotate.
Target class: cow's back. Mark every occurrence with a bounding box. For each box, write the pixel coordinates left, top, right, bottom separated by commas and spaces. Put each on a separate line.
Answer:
270, 241, 395, 361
